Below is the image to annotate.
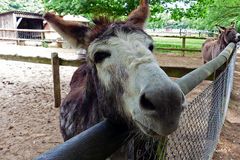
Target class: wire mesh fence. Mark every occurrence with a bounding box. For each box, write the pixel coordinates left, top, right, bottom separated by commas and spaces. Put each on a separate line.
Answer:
130, 50, 237, 160
166, 49, 236, 160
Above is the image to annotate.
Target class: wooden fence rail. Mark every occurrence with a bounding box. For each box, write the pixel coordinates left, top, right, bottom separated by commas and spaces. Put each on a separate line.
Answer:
0, 28, 57, 43
0, 28, 208, 54
0, 53, 197, 107
151, 35, 207, 56
0, 52, 222, 108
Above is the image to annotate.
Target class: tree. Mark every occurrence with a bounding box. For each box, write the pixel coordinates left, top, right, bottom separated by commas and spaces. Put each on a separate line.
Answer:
31, 0, 240, 31
201, 0, 240, 29
43, 0, 210, 20
0, 0, 44, 13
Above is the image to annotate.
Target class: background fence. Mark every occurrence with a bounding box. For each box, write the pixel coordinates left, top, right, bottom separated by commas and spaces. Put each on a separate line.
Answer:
0, 28, 208, 55
0, 28, 56, 41
152, 35, 205, 56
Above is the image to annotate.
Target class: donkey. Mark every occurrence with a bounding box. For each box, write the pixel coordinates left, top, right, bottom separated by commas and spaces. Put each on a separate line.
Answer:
202, 24, 240, 63
44, 0, 185, 158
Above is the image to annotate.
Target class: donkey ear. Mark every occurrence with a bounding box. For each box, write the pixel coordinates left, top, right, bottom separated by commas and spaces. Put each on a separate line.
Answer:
44, 12, 91, 49
126, 0, 149, 28
216, 25, 226, 33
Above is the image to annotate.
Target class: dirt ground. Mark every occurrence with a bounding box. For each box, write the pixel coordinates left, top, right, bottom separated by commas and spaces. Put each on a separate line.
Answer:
0, 53, 239, 159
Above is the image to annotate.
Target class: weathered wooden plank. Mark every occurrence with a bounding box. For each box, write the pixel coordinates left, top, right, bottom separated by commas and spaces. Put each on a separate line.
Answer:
150, 35, 207, 40
59, 59, 84, 67
0, 28, 54, 33
0, 54, 52, 64
182, 37, 186, 56
156, 47, 201, 52
51, 53, 61, 108
16, 18, 23, 28
0, 54, 198, 78
0, 37, 54, 42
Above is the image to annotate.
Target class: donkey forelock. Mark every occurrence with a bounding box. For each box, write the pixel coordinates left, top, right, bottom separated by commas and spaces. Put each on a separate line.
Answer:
90, 21, 151, 43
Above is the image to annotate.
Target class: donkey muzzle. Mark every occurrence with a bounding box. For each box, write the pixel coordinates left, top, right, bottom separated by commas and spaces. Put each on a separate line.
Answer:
136, 81, 185, 136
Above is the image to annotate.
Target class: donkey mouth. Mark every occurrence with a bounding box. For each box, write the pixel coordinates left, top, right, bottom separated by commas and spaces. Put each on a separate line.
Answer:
135, 121, 162, 138
134, 115, 179, 138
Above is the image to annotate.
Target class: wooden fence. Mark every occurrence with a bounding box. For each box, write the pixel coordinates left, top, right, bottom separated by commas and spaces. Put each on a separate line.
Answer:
0, 53, 197, 107
0, 52, 222, 108
0, 28, 57, 43
0, 28, 208, 55
152, 35, 206, 56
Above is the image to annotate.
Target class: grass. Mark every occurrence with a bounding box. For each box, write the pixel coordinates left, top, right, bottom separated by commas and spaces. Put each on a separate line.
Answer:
153, 37, 205, 55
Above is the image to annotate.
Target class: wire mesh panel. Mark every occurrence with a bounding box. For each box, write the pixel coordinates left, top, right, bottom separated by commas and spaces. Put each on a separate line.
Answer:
166, 52, 236, 160
129, 50, 237, 160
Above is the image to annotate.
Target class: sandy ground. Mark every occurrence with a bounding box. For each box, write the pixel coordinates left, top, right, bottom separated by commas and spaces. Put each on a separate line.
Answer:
0, 60, 77, 159
0, 50, 239, 159
0, 43, 81, 60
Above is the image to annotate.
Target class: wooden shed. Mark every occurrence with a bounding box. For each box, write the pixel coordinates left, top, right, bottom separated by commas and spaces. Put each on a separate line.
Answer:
0, 11, 43, 39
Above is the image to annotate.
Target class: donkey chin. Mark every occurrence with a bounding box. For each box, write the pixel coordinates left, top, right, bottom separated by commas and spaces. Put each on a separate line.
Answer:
134, 111, 183, 137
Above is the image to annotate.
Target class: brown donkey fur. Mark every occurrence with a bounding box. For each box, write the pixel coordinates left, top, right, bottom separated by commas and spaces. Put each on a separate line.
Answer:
202, 25, 240, 63
45, 1, 151, 141
44, 2, 186, 159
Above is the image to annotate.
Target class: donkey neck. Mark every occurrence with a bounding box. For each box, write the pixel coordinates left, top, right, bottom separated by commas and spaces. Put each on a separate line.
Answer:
217, 34, 228, 50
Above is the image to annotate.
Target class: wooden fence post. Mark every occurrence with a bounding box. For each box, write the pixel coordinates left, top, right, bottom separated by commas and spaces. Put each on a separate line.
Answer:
51, 52, 61, 108
182, 37, 186, 56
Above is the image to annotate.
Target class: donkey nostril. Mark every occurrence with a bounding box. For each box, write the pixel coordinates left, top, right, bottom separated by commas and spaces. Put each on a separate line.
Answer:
140, 93, 156, 110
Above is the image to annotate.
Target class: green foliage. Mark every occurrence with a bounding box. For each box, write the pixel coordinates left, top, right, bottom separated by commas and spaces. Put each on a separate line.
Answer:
43, 0, 212, 29
9, 2, 23, 9
2, 0, 239, 31
204, 0, 240, 29
186, 0, 240, 30
43, 0, 143, 17
43, 0, 209, 19
0, 0, 44, 13
42, 41, 49, 48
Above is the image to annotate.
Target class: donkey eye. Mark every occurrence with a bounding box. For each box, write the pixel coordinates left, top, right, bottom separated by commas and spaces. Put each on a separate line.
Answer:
94, 51, 111, 63
148, 44, 154, 52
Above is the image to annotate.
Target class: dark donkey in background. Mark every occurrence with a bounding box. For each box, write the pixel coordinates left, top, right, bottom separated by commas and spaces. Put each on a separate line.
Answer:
44, 0, 186, 158
202, 24, 240, 63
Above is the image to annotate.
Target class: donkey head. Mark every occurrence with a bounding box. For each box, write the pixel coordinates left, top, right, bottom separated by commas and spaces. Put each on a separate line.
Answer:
216, 25, 240, 44
44, 0, 186, 137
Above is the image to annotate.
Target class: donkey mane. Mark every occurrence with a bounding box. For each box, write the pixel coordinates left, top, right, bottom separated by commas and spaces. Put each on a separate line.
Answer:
89, 17, 148, 43
217, 27, 234, 50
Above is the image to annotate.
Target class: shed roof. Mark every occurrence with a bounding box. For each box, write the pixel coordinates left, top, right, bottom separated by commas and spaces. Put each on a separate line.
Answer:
0, 11, 43, 18
63, 15, 90, 22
